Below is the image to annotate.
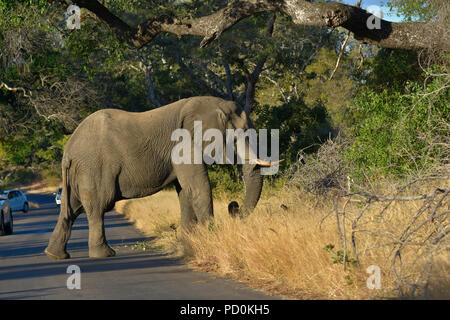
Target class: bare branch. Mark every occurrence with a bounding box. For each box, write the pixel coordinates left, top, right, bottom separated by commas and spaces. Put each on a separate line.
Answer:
72, 0, 450, 51
345, 188, 449, 202
329, 0, 361, 81
328, 31, 351, 81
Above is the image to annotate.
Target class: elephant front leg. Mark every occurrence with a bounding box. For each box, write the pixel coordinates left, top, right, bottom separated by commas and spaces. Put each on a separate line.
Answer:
86, 211, 116, 258
174, 164, 214, 228
175, 181, 197, 230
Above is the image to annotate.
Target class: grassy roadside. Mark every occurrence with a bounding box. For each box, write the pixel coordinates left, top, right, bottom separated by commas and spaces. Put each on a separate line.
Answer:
114, 185, 450, 300
17, 173, 448, 299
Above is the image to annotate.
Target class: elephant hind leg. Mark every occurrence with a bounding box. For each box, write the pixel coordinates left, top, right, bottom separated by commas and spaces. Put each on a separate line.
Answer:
45, 191, 83, 260
78, 180, 117, 258
85, 208, 116, 258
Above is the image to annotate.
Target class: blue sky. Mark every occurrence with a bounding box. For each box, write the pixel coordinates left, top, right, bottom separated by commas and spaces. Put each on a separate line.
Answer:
341, 0, 405, 22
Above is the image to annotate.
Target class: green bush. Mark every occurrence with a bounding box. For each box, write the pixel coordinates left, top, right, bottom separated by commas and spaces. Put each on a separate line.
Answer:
254, 98, 334, 165
208, 165, 243, 198
345, 74, 449, 179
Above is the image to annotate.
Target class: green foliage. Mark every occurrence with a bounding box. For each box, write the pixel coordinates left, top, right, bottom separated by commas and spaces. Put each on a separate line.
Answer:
0, 3, 103, 171
0, 1, 340, 177
300, 47, 358, 128
131, 241, 163, 252
387, 0, 441, 21
345, 74, 449, 179
0, 120, 68, 167
0, 0, 47, 14
324, 244, 358, 267
366, 49, 423, 92
254, 97, 333, 164
0, 0, 446, 195
208, 165, 243, 198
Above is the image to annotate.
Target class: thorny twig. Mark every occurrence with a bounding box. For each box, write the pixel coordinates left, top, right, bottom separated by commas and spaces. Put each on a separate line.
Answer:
324, 181, 449, 297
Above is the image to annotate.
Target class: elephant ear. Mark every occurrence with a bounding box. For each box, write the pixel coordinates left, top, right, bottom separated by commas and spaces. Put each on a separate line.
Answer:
240, 110, 247, 122
216, 108, 228, 131
178, 101, 196, 132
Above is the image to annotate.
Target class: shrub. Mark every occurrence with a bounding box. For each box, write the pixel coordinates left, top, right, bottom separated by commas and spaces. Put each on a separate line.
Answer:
254, 97, 334, 165
208, 165, 243, 199
345, 75, 449, 180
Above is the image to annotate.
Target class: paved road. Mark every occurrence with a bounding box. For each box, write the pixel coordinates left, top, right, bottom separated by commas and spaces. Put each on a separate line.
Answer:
0, 193, 277, 300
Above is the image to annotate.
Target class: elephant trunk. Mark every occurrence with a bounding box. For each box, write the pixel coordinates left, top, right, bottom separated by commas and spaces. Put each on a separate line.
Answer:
228, 163, 263, 218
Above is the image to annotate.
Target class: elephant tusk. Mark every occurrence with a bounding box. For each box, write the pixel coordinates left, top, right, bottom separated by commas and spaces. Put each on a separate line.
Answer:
253, 159, 284, 167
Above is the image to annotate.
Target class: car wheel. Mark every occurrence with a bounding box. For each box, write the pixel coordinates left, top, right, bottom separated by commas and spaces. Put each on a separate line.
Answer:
0, 211, 5, 236
22, 202, 29, 213
4, 209, 13, 235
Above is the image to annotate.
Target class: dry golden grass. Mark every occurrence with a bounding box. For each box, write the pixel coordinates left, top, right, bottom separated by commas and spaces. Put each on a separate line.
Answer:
29, 201, 40, 209
115, 186, 449, 300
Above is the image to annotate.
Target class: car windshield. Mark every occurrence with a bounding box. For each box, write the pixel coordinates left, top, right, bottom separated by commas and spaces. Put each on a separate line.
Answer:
0, 193, 7, 200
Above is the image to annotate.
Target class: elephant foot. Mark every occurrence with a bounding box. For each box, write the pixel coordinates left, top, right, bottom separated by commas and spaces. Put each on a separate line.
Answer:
89, 243, 116, 258
44, 246, 71, 260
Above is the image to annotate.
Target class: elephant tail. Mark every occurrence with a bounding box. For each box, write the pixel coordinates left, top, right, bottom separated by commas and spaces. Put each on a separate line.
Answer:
61, 158, 73, 220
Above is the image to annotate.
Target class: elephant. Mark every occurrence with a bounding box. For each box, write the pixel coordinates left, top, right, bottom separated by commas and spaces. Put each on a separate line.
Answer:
45, 96, 273, 260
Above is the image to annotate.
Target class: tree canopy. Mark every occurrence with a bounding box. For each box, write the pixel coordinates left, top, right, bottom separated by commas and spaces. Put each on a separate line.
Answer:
70, 0, 449, 51
0, 0, 448, 186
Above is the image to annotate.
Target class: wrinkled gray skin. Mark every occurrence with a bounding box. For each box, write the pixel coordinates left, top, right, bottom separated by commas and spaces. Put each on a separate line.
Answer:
45, 97, 263, 260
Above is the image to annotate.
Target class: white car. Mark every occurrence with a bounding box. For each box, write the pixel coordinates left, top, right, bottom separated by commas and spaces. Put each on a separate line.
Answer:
0, 194, 13, 235
54, 188, 62, 207
2, 190, 29, 213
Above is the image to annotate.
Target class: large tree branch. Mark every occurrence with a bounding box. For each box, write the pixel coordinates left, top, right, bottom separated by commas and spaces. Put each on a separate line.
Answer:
72, 0, 449, 51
